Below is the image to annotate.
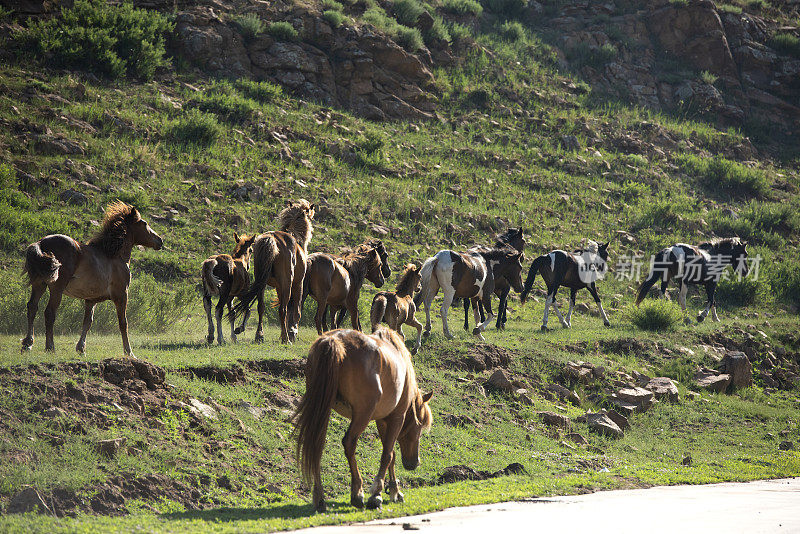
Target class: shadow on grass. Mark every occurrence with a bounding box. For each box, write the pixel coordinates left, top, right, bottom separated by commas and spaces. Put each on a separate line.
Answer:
162, 500, 355, 522
139, 340, 209, 351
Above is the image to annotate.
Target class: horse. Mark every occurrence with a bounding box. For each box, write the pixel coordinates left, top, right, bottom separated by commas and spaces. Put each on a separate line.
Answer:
21, 200, 163, 357
416, 248, 525, 341
635, 238, 748, 324
230, 199, 314, 344
370, 263, 424, 354
462, 227, 526, 331
302, 246, 385, 334
293, 328, 433, 513
330, 239, 391, 327
201, 232, 256, 345
520, 240, 611, 331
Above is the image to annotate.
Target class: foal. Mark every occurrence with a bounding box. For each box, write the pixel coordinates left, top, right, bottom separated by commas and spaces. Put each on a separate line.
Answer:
520, 240, 611, 331
201, 232, 256, 345
370, 264, 424, 354
635, 238, 748, 324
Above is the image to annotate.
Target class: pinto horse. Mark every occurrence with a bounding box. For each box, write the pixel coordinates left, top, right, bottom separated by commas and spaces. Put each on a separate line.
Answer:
201, 232, 256, 345
293, 328, 433, 512
231, 200, 314, 344
22, 201, 163, 356
462, 227, 526, 331
416, 248, 524, 340
520, 240, 611, 331
371, 263, 424, 354
635, 238, 748, 324
302, 246, 385, 334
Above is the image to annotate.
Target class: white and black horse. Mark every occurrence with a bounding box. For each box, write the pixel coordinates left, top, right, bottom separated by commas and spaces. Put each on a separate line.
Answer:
416, 248, 524, 340
520, 240, 611, 331
462, 227, 526, 331
635, 238, 748, 324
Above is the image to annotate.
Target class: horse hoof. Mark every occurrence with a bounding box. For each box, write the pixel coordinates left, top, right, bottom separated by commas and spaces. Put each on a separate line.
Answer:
75, 343, 85, 354
206, 335, 214, 345
351, 494, 364, 509
233, 327, 244, 335
128, 353, 138, 359
366, 495, 382, 510
411, 347, 419, 356
393, 492, 405, 503
315, 500, 327, 513
540, 325, 549, 332
697, 315, 705, 323
254, 334, 264, 344
603, 321, 611, 327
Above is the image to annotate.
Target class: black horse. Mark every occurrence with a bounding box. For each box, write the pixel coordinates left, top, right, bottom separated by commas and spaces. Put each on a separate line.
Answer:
462, 227, 526, 331
520, 240, 611, 331
635, 238, 748, 324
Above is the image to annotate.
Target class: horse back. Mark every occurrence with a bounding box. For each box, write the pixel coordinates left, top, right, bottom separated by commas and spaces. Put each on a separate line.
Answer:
449, 251, 488, 298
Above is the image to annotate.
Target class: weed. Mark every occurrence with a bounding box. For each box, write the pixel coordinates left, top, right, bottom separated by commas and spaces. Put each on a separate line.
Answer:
442, 0, 483, 16
323, 9, 346, 27
626, 300, 683, 331
267, 21, 299, 41
168, 109, 223, 146
232, 13, 265, 42
769, 33, 800, 58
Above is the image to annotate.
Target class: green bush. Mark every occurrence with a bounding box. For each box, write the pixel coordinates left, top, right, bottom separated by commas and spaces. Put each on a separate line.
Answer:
396, 25, 424, 51
747, 0, 768, 9
678, 155, 770, 198
626, 300, 683, 331
393, 0, 425, 26
267, 21, 299, 41
168, 110, 223, 146
17, 0, 173, 79
425, 16, 451, 43
447, 21, 472, 42
769, 32, 800, 58
699, 70, 718, 85
232, 13, 264, 42
718, 3, 742, 14
715, 275, 762, 307
442, 0, 483, 16
500, 20, 525, 41
566, 42, 617, 68
322, 0, 344, 10
234, 79, 282, 104
482, 0, 527, 19
769, 261, 800, 310
322, 9, 345, 27
188, 92, 256, 122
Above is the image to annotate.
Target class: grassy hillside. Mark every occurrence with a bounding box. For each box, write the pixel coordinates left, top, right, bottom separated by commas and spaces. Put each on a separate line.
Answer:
0, 0, 799, 530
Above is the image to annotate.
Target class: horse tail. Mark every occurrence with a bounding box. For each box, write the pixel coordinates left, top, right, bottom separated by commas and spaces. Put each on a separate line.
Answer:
293, 334, 345, 486
202, 258, 222, 296
230, 234, 277, 322
635, 271, 660, 306
413, 255, 437, 307
370, 293, 388, 333
24, 242, 61, 285
520, 254, 547, 304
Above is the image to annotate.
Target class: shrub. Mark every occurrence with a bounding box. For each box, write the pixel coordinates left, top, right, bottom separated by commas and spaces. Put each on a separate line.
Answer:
447, 21, 472, 42
443, 0, 483, 16
188, 92, 256, 122
669, 0, 689, 5
267, 21, 299, 41
234, 79, 282, 103
769, 261, 800, 310
393, 0, 425, 26
716, 275, 762, 307
0, 6, 12, 21
396, 25, 424, 51
424, 16, 451, 43
16, 0, 173, 79
500, 20, 525, 42
322, 0, 344, 10
355, 132, 386, 167
168, 110, 223, 146
566, 42, 617, 68
322, 9, 345, 27
482, 0, 527, 19
678, 154, 770, 198
718, 3, 742, 13
232, 13, 264, 42
747, 0, 768, 9
699, 70, 718, 85
626, 300, 683, 331
769, 32, 800, 58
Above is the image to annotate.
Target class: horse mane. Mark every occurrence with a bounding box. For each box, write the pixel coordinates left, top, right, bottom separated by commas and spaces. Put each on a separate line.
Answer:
339, 249, 376, 276
699, 237, 743, 251
478, 247, 519, 261
416, 393, 433, 430
88, 200, 139, 258
395, 264, 418, 295
358, 239, 386, 255
278, 200, 314, 252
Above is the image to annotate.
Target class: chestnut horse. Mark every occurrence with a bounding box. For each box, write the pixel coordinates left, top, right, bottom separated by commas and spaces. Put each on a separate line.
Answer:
231, 200, 314, 344
370, 263, 424, 354
201, 232, 256, 345
331, 239, 392, 327
302, 247, 385, 334
22, 201, 163, 356
293, 328, 433, 512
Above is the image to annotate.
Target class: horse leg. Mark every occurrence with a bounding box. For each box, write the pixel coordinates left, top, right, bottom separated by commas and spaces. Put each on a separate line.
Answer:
22, 283, 46, 351
255, 290, 266, 343
288, 270, 304, 343
347, 293, 361, 331
113, 293, 134, 358
588, 283, 610, 327
342, 410, 374, 509
440, 288, 456, 339
541, 285, 554, 332
565, 287, 577, 328
548, 286, 569, 328
215, 290, 228, 345
660, 279, 670, 300
234, 299, 251, 335
697, 282, 715, 323
203, 294, 215, 344
314, 296, 326, 335
368, 415, 404, 510
228, 300, 237, 343
422, 275, 439, 335
462, 298, 470, 331
497, 287, 509, 330
277, 285, 291, 344
43, 289, 64, 352
409, 315, 424, 355
75, 300, 97, 354
471, 298, 484, 341
711, 305, 720, 322
678, 280, 691, 325
474, 291, 495, 338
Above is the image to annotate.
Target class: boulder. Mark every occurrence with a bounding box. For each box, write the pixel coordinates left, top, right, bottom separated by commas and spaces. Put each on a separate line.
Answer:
97, 438, 126, 457
565, 432, 588, 445
646, 377, 680, 403
537, 411, 571, 428
7, 487, 51, 514
546, 383, 581, 405
779, 441, 794, 451
606, 409, 630, 431
584, 412, 623, 438
695, 368, 731, 393
187, 398, 218, 420
718, 351, 752, 389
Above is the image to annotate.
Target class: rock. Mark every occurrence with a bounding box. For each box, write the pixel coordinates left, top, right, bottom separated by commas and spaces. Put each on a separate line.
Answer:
34, 134, 85, 155
560, 135, 580, 151
443, 413, 480, 427
682, 454, 692, 466
564, 361, 593, 384
584, 412, 623, 438
370, 224, 390, 237
538, 411, 571, 428
486, 369, 515, 393
718, 351, 752, 389
646, 377, 680, 403
565, 432, 588, 445
547, 383, 581, 405
59, 189, 89, 205
131, 360, 165, 389
236, 400, 267, 420
606, 409, 629, 431
43, 406, 67, 418
695, 368, 731, 393
187, 398, 218, 420
616, 386, 654, 405
97, 438, 126, 457
7, 486, 51, 514
779, 441, 794, 451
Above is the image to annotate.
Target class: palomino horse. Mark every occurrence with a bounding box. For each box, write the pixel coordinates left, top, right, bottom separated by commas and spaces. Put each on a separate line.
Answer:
22, 201, 163, 356
201, 232, 256, 345
520, 240, 611, 331
370, 263, 424, 354
416, 248, 524, 340
293, 328, 433, 512
635, 238, 748, 324
302, 246, 385, 334
231, 200, 314, 344
462, 227, 526, 331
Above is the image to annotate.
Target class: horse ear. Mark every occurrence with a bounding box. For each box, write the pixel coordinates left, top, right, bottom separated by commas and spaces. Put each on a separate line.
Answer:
234, 232, 240, 242
130, 207, 141, 221
285, 200, 293, 207
309, 203, 316, 211
602, 241, 610, 249
422, 391, 433, 403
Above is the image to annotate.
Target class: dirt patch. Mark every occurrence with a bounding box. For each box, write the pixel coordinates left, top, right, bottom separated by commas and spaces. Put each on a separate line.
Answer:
448, 343, 514, 372
244, 358, 305, 378
180, 365, 246, 384
594, 338, 655, 359
437, 463, 526, 484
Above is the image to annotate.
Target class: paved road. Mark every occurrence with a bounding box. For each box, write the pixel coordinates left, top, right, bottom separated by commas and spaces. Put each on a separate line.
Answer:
294, 478, 800, 534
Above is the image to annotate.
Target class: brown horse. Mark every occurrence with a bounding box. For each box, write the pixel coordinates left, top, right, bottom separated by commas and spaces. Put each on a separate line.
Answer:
201, 232, 256, 345
231, 200, 314, 344
293, 328, 433, 513
22, 201, 163, 356
302, 246, 385, 334
370, 264, 424, 354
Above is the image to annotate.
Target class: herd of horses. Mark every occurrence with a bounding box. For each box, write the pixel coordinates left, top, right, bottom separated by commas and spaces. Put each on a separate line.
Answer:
20, 199, 750, 512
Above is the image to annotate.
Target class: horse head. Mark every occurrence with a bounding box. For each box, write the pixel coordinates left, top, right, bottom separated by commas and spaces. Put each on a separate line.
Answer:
398, 390, 433, 470
501, 251, 525, 293
729, 239, 749, 276
128, 207, 163, 250
365, 248, 385, 288
498, 227, 526, 252
232, 232, 256, 264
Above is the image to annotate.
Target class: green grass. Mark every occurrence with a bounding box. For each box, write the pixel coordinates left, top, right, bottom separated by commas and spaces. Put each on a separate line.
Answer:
769, 32, 800, 58
443, 0, 483, 16
267, 21, 299, 41
625, 300, 683, 331
322, 9, 346, 28
231, 13, 265, 42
